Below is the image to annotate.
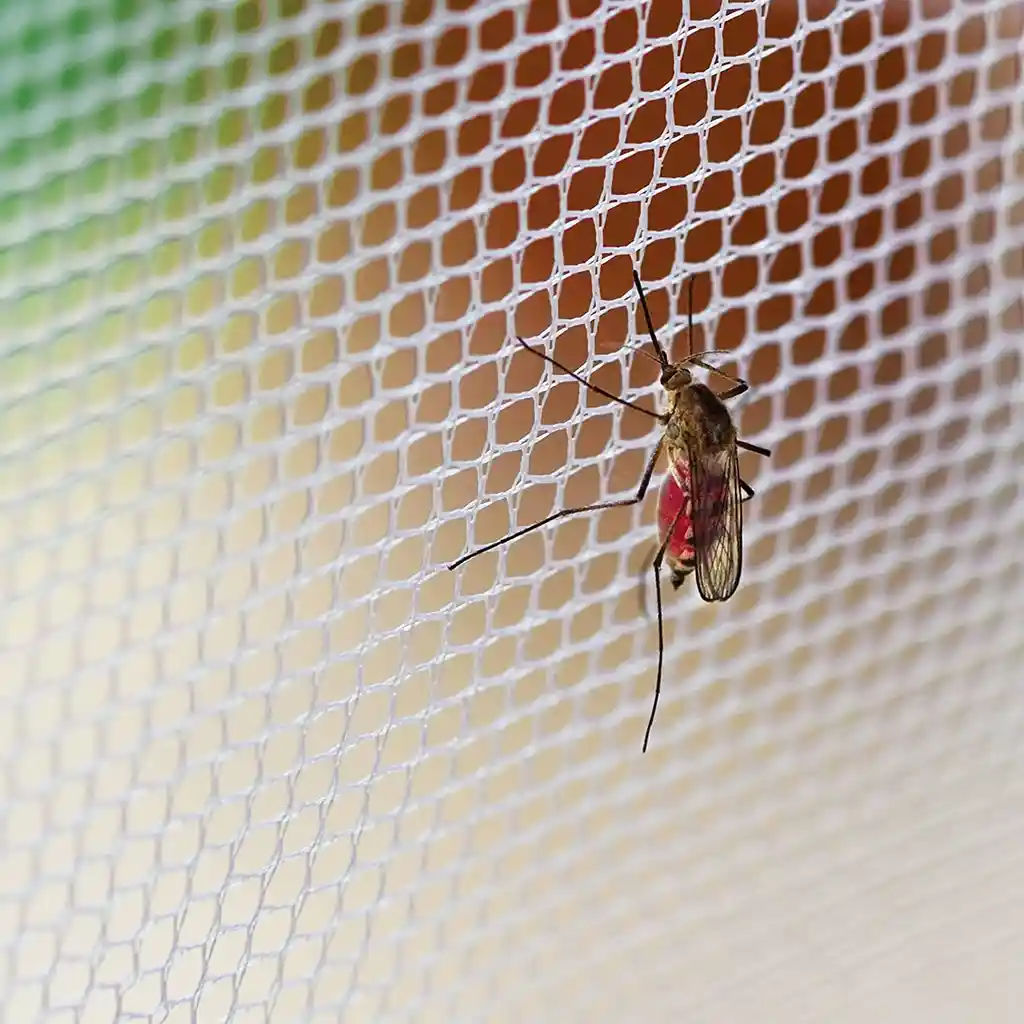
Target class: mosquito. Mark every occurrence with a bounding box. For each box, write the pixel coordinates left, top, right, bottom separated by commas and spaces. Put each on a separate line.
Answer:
448, 269, 771, 752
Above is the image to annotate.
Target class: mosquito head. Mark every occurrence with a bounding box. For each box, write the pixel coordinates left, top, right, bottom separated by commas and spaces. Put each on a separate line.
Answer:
660, 362, 693, 392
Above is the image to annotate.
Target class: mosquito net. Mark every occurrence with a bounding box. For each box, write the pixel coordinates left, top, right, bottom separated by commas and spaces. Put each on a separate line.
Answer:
2, 1, 1022, 1021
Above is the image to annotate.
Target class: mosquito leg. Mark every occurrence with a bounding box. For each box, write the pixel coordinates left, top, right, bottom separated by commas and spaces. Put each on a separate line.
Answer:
643, 497, 688, 753
717, 381, 749, 401
685, 354, 750, 402
448, 437, 664, 571
737, 438, 771, 458
636, 541, 657, 620
740, 478, 755, 503
515, 336, 667, 424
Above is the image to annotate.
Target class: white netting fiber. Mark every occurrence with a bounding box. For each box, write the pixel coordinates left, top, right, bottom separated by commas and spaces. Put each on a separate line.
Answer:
2, 0, 1023, 1021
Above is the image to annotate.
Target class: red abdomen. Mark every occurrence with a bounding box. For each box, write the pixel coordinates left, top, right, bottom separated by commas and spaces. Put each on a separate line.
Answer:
658, 462, 695, 566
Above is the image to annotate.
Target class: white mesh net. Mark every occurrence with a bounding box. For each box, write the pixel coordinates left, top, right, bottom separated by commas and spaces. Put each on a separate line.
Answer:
2, 0, 1023, 1020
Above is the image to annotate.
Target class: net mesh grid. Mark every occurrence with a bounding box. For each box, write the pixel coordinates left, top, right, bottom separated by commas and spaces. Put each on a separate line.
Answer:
1, 0, 1023, 1021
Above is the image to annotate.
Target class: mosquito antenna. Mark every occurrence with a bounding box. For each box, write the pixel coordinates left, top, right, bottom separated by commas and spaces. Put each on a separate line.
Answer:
631, 344, 664, 368
595, 331, 662, 368
514, 336, 666, 422
632, 270, 670, 368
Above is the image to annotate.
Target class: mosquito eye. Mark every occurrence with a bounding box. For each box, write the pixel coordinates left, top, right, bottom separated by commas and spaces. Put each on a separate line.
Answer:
660, 369, 675, 387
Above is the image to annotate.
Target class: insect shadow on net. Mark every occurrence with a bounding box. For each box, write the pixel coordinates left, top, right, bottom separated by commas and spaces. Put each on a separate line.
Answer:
448, 269, 771, 752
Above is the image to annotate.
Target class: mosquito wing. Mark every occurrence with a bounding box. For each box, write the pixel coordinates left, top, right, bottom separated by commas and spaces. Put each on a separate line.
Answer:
690, 443, 743, 602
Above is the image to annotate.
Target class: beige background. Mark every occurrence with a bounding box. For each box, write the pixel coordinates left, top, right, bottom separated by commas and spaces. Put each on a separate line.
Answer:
1, 1, 1023, 1021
